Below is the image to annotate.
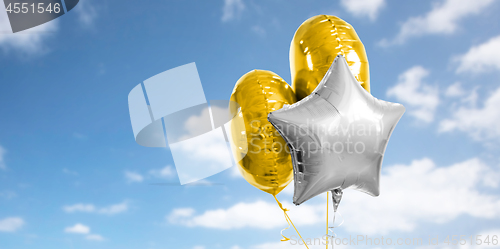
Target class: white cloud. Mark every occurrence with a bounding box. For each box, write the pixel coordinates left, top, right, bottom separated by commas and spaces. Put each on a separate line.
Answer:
193, 246, 205, 249
182, 106, 225, 137
251, 25, 266, 37
85, 234, 105, 241
169, 208, 195, 218
169, 105, 235, 184
340, 0, 385, 21
170, 129, 232, 183
98, 201, 129, 215
221, 0, 245, 22
439, 86, 500, 140
341, 157, 500, 235
149, 165, 175, 179
250, 241, 329, 249
445, 82, 465, 97
169, 157, 500, 235
124, 171, 144, 183
380, 0, 495, 45
64, 223, 105, 241
455, 35, 500, 73
0, 145, 6, 170
63, 201, 129, 215
387, 66, 439, 123
0, 217, 24, 232
167, 200, 324, 230
0, 3, 58, 55
74, 0, 98, 27
63, 203, 96, 213
64, 223, 90, 234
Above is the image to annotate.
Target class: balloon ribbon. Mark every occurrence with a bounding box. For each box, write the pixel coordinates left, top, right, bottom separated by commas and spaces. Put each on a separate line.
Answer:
326, 191, 329, 249
326, 190, 345, 249
273, 195, 310, 249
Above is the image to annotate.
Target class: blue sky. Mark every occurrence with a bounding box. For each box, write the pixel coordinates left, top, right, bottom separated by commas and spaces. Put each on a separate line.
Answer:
1, 0, 500, 248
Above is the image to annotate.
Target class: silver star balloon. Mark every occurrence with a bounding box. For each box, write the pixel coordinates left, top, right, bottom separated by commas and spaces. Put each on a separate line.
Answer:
268, 55, 405, 208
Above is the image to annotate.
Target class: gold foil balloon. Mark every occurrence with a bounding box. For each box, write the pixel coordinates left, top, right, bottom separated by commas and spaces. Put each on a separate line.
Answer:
229, 70, 296, 196
290, 15, 370, 100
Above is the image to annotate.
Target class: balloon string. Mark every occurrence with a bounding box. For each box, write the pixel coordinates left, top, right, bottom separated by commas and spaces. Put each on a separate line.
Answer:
327, 211, 344, 249
326, 192, 329, 249
326, 194, 344, 249
273, 195, 310, 249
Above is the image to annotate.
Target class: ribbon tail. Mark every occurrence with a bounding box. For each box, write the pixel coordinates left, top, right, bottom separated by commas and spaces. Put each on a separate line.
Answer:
273, 195, 310, 249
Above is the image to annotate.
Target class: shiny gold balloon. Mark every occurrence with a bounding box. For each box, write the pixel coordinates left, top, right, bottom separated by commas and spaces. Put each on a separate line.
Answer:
229, 70, 296, 195
290, 15, 370, 100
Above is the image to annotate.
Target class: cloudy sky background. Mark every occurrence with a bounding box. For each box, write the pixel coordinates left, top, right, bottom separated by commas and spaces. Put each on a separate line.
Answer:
1, 0, 500, 248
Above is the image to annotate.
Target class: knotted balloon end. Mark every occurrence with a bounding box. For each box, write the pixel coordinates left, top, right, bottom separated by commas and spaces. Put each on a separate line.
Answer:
273, 195, 310, 249
331, 188, 343, 212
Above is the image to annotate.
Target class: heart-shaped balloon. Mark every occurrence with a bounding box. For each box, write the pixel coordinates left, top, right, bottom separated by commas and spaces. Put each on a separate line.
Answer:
229, 70, 296, 195
290, 15, 370, 100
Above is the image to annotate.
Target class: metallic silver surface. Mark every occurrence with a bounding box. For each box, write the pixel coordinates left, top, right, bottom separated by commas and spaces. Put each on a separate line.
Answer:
268, 55, 405, 205
331, 188, 343, 212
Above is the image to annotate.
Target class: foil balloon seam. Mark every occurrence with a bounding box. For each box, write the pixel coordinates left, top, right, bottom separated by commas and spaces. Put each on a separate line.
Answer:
324, 15, 343, 56
230, 69, 295, 195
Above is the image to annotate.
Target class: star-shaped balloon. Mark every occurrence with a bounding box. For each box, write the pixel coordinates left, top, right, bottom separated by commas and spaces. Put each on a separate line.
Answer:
268, 55, 405, 207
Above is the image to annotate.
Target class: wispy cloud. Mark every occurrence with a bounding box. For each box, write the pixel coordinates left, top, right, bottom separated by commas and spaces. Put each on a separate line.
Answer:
455, 35, 500, 73
167, 200, 323, 230
125, 166, 177, 183
62, 168, 79, 176
74, 0, 98, 27
0, 145, 6, 170
439, 86, 500, 140
380, 0, 495, 46
0, 4, 58, 55
98, 201, 129, 215
340, 157, 500, 234
340, 0, 385, 21
445, 82, 465, 97
124, 171, 144, 183
249, 241, 328, 249
221, 0, 245, 22
64, 223, 90, 234
64, 223, 105, 241
85, 234, 105, 241
169, 157, 500, 235
63, 201, 129, 215
387, 66, 439, 123
63, 203, 95, 213
251, 25, 266, 37
0, 217, 24, 232
167, 105, 234, 184
149, 165, 176, 179
72, 132, 88, 140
